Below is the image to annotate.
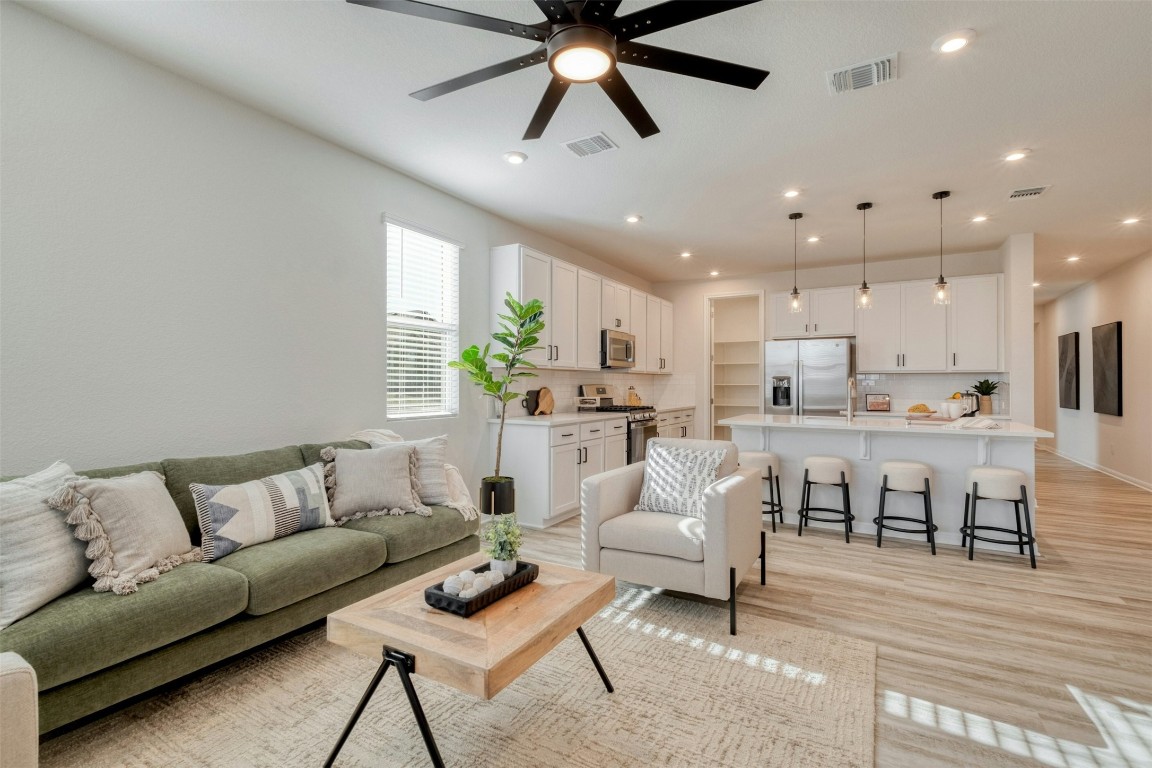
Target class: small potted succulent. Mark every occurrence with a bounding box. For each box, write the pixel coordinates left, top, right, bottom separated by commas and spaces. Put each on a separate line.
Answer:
483, 512, 523, 577
971, 379, 1002, 416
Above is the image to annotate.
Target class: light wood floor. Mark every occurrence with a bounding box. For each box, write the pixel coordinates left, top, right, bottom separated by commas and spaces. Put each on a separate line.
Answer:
519, 449, 1152, 767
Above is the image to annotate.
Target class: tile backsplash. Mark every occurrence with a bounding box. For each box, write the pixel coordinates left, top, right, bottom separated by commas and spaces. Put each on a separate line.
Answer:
855, 372, 1011, 415
501, 370, 696, 415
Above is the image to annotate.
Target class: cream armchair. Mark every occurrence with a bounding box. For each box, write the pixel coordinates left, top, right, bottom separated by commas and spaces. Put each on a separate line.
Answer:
580, 438, 764, 635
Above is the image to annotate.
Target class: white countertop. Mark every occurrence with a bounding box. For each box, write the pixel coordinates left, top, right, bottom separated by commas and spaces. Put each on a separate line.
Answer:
719, 413, 1052, 439
494, 404, 694, 427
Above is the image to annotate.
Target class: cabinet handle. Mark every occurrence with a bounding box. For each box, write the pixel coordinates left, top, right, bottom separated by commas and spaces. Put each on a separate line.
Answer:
953, 353, 957, 366
613, 424, 623, 430
562, 432, 574, 437
814, 323, 818, 333
616, 319, 621, 328
590, 429, 600, 433
576, 449, 582, 465
582, 447, 588, 463
806, 323, 809, 333
896, 354, 900, 367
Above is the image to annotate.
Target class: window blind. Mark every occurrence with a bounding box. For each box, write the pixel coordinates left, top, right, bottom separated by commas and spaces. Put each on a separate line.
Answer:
385, 221, 460, 419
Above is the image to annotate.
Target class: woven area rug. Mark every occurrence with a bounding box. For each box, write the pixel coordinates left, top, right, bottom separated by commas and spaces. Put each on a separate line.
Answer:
41, 585, 876, 767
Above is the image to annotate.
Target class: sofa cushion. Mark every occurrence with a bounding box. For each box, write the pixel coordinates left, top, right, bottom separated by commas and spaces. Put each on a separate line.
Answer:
191, 464, 333, 562
0, 562, 248, 691
342, 505, 476, 564
298, 440, 368, 467
162, 446, 306, 542
599, 510, 704, 562
0, 462, 89, 630
211, 528, 387, 615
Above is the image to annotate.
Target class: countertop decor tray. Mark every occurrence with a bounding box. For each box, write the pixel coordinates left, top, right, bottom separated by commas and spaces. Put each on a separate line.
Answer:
424, 561, 539, 618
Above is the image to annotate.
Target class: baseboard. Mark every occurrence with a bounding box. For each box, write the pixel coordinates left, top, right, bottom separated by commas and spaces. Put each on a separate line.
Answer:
1046, 448, 1152, 492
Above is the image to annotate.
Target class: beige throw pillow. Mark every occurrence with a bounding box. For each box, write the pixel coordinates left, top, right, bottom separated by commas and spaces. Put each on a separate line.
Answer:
327, 444, 425, 522
49, 471, 201, 595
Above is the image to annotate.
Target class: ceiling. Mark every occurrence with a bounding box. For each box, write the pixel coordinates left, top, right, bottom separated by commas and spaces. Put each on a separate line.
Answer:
23, 0, 1152, 303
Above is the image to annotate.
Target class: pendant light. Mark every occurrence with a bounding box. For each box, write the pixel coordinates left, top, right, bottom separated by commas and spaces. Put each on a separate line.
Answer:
932, 190, 951, 305
788, 212, 804, 313
856, 202, 873, 309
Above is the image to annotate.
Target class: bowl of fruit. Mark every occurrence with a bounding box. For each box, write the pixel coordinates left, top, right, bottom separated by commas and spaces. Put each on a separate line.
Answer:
906, 403, 937, 419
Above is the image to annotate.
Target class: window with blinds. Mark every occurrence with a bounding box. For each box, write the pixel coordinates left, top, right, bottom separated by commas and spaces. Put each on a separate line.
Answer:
385, 220, 460, 419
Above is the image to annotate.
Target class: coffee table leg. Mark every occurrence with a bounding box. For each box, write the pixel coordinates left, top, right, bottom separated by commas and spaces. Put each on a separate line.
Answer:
324, 647, 444, 768
324, 649, 393, 768
576, 626, 614, 693
386, 647, 446, 768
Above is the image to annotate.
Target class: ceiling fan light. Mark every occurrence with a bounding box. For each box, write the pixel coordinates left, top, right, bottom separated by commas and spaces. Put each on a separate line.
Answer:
548, 25, 616, 82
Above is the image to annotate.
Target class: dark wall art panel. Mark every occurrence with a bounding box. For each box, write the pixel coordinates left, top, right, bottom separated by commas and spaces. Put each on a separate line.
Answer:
1058, 332, 1079, 410
1092, 322, 1122, 417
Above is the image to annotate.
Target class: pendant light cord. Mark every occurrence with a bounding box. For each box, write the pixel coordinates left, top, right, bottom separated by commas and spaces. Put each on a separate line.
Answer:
793, 216, 798, 287
939, 194, 944, 277
862, 206, 867, 283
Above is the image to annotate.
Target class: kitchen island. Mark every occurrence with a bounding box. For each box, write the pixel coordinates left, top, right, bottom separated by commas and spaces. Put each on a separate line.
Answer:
718, 414, 1053, 553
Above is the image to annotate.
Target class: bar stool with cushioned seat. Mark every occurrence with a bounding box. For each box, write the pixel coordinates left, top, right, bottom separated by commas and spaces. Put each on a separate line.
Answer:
739, 450, 784, 532
797, 455, 853, 543
875, 460, 938, 554
961, 466, 1037, 569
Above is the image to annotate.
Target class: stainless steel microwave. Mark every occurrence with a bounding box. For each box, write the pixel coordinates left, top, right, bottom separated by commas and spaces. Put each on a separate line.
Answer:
601, 329, 636, 369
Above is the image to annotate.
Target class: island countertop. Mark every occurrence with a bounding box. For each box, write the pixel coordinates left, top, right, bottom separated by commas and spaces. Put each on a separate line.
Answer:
718, 414, 1052, 440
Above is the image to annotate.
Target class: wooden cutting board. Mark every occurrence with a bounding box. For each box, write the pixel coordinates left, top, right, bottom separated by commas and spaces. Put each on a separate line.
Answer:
535, 387, 554, 415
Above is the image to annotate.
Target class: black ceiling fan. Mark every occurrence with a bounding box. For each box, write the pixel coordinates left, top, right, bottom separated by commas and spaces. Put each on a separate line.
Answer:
348, 0, 769, 140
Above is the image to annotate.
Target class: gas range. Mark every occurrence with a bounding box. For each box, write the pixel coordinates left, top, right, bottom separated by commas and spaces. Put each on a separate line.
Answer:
577, 384, 656, 422
596, 404, 657, 422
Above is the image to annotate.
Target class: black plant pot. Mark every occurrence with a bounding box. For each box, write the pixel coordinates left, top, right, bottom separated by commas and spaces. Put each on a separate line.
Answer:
480, 476, 515, 517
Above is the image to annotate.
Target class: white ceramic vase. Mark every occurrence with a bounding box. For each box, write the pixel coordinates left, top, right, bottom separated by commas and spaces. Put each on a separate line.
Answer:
490, 558, 517, 577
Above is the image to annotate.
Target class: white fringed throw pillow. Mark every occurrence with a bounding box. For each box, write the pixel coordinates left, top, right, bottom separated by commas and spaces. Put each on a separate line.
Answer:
321, 444, 426, 522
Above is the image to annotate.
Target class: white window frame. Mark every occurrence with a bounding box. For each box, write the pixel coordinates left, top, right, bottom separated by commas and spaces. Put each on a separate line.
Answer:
385, 216, 461, 420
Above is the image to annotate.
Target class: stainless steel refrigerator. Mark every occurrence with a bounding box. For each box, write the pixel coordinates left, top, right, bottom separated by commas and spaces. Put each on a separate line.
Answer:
765, 338, 854, 417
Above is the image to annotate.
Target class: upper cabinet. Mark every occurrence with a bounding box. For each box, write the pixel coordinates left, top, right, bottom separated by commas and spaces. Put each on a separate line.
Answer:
659, 299, 674, 373
769, 286, 855, 338
491, 244, 599, 370
576, 269, 602, 370
629, 289, 648, 371
601, 279, 631, 332
947, 274, 1002, 371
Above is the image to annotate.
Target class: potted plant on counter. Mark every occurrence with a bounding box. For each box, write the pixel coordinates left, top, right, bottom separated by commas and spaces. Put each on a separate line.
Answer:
972, 378, 1002, 416
449, 292, 545, 517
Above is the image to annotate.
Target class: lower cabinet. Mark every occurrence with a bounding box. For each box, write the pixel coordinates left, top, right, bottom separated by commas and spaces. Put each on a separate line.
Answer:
656, 408, 696, 439
493, 417, 626, 528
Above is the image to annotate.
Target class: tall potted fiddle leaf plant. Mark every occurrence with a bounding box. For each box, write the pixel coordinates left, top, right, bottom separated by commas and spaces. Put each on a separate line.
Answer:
449, 292, 545, 519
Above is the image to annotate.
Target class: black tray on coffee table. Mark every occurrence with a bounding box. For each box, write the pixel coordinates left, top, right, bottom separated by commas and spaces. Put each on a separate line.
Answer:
424, 561, 539, 618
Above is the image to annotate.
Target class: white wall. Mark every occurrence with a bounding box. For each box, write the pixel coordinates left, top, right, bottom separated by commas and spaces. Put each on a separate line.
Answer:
1001, 234, 1036, 424
0, 4, 651, 483
1035, 252, 1152, 489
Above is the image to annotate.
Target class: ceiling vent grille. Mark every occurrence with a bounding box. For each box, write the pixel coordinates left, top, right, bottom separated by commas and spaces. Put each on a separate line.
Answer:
562, 132, 618, 158
1008, 185, 1051, 199
827, 54, 898, 95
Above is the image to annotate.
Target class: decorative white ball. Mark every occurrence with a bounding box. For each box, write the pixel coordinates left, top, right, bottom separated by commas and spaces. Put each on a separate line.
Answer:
442, 576, 463, 596
457, 570, 477, 586
472, 575, 492, 592
458, 587, 479, 599
486, 570, 505, 585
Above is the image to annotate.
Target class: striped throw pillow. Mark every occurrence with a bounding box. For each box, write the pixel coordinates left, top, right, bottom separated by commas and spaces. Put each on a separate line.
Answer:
191, 463, 333, 561
637, 443, 728, 519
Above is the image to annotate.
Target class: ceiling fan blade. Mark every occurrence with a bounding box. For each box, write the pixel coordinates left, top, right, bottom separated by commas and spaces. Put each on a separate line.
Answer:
523, 78, 571, 140
533, 0, 575, 24
411, 48, 547, 101
611, 0, 761, 42
598, 70, 660, 138
617, 41, 768, 89
578, 0, 623, 23
347, 0, 549, 42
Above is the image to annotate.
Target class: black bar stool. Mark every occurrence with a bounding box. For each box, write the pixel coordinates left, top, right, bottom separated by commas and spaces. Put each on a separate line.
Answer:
738, 450, 784, 532
875, 460, 938, 555
797, 455, 853, 543
961, 466, 1037, 569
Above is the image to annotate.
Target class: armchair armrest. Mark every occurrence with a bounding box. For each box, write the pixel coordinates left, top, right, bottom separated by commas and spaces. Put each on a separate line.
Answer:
580, 461, 646, 573
700, 466, 762, 600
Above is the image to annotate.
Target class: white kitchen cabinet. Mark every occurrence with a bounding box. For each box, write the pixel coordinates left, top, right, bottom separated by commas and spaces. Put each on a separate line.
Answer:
948, 274, 1002, 371
549, 441, 580, 516
601, 279, 631, 331
576, 269, 602, 370
630, 289, 648, 372
770, 287, 855, 338
856, 280, 946, 372
645, 295, 661, 372
549, 260, 578, 368
659, 299, 674, 373
657, 408, 696, 439
605, 433, 627, 471
491, 244, 582, 369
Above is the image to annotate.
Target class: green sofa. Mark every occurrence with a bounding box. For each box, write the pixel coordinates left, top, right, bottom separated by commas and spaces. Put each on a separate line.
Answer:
0, 439, 479, 734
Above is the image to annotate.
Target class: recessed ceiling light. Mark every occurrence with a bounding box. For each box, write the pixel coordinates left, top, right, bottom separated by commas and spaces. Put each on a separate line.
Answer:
932, 29, 975, 54
625, 214, 642, 224
1066, 255, 1080, 262
783, 190, 800, 198
709, 270, 719, 277
1003, 149, 1031, 162
1123, 217, 1141, 224
807, 236, 820, 243
971, 215, 988, 222
1032, 282, 1041, 287
680, 252, 692, 258
502, 151, 527, 165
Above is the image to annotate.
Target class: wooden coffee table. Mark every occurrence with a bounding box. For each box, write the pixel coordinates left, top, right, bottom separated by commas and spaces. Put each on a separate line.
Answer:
324, 553, 616, 767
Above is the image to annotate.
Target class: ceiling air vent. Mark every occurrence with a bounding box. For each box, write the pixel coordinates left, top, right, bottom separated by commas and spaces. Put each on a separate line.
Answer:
1008, 185, 1051, 199
562, 132, 618, 158
827, 54, 898, 95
